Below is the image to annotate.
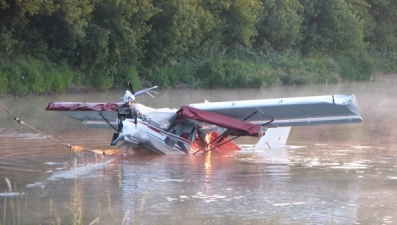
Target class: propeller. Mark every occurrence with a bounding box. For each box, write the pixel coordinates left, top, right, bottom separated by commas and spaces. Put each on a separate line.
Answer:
128, 81, 135, 95
127, 81, 158, 98
122, 81, 158, 103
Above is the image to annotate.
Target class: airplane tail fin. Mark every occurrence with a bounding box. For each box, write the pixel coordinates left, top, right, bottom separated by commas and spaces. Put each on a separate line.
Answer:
254, 127, 291, 150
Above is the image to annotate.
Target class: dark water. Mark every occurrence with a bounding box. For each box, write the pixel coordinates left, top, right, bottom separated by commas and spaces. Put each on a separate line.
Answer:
1, 75, 397, 224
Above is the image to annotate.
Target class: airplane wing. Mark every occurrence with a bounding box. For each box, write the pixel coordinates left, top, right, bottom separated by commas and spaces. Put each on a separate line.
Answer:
45, 102, 123, 129
46, 94, 362, 130
45, 102, 177, 129
176, 106, 262, 137
188, 94, 362, 128
45, 85, 160, 129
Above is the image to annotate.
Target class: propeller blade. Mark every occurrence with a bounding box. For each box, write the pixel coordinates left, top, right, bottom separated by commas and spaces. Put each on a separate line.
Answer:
128, 81, 135, 95
134, 86, 158, 97
145, 91, 155, 98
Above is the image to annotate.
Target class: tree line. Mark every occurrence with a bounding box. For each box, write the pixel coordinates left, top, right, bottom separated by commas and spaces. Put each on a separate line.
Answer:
0, 0, 396, 95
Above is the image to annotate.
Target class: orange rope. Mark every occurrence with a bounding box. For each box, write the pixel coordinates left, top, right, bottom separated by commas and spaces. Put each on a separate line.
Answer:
0, 102, 122, 155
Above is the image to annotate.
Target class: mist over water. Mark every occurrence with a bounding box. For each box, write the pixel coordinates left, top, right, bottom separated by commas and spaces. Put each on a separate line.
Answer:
0, 75, 396, 224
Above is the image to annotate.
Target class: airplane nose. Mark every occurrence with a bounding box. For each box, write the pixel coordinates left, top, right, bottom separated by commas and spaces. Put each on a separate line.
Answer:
122, 120, 148, 143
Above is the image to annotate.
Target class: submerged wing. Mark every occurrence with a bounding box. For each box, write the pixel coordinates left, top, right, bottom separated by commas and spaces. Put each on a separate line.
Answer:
188, 94, 362, 127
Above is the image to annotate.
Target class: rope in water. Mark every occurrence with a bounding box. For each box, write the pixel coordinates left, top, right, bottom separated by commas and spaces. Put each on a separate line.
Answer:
0, 102, 120, 155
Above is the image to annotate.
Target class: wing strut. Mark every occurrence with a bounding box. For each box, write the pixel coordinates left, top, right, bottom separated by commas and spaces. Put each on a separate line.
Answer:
243, 110, 258, 121
192, 112, 273, 155
202, 136, 240, 154
99, 112, 118, 132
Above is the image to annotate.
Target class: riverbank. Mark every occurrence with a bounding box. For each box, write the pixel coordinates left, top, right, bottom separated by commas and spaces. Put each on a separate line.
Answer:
1, 51, 396, 97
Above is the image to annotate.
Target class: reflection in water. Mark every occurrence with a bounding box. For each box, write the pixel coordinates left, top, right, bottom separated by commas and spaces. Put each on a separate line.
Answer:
205, 151, 212, 195
1, 75, 397, 224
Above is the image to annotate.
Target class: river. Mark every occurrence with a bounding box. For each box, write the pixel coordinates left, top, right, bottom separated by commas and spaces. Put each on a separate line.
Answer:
0, 74, 396, 224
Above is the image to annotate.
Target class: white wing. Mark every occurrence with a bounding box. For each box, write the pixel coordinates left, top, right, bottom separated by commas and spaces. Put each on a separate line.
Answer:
188, 94, 362, 127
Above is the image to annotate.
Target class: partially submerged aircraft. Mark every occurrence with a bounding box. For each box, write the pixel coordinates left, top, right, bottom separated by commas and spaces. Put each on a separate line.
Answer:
46, 84, 362, 154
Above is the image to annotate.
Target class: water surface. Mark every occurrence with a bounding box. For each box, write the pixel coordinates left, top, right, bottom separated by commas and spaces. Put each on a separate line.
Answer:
0, 75, 396, 224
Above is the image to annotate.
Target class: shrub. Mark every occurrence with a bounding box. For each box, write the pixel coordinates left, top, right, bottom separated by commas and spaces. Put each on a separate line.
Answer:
374, 51, 397, 73
18, 58, 46, 94
91, 71, 113, 90
0, 71, 8, 95
113, 66, 141, 89
337, 52, 376, 81
2, 62, 29, 96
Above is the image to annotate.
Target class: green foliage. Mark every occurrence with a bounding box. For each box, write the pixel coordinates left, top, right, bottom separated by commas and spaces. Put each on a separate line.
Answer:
148, 57, 275, 88
267, 52, 341, 85
91, 71, 113, 90
18, 58, 46, 93
0, 27, 19, 56
299, 0, 369, 55
84, 0, 158, 71
256, 0, 303, 52
0, 70, 8, 95
365, 0, 397, 51
220, 0, 263, 48
374, 51, 397, 72
169, 61, 198, 87
1, 61, 29, 95
13, 0, 58, 16
144, 66, 174, 87
0, 0, 396, 96
146, 0, 220, 64
45, 62, 74, 92
78, 24, 111, 73
0, 58, 74, 96
336, 52, 376, 81
0, 0, 58, 57
113, 66, 141, 89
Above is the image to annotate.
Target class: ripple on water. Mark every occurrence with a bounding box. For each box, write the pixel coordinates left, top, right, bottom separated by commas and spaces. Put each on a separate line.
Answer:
0, 131, 47, 140
25, 182, 44, 189
47, 159, 115, 180
166, 192, 242, 204
330, 161, 371, 170
0, 192, 25, 197
236, 146, 290, 164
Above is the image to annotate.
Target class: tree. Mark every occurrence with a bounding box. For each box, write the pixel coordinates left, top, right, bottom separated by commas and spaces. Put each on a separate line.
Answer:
221, 0, 263, 48
365, 0, 397, 51
145, 0, 220, 65
255, 0, 303, 52
0, 0, 58, 56
76, 0, 158, 74
299, 0, 369, 55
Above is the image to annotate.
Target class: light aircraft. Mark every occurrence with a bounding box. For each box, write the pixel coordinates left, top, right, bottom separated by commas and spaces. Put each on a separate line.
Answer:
46, 83, 362, 154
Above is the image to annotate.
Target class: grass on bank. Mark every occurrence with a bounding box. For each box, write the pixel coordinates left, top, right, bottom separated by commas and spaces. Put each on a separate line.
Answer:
0, 58, 73, 96
0, 51, 395, 97
145, 51, 380, 88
